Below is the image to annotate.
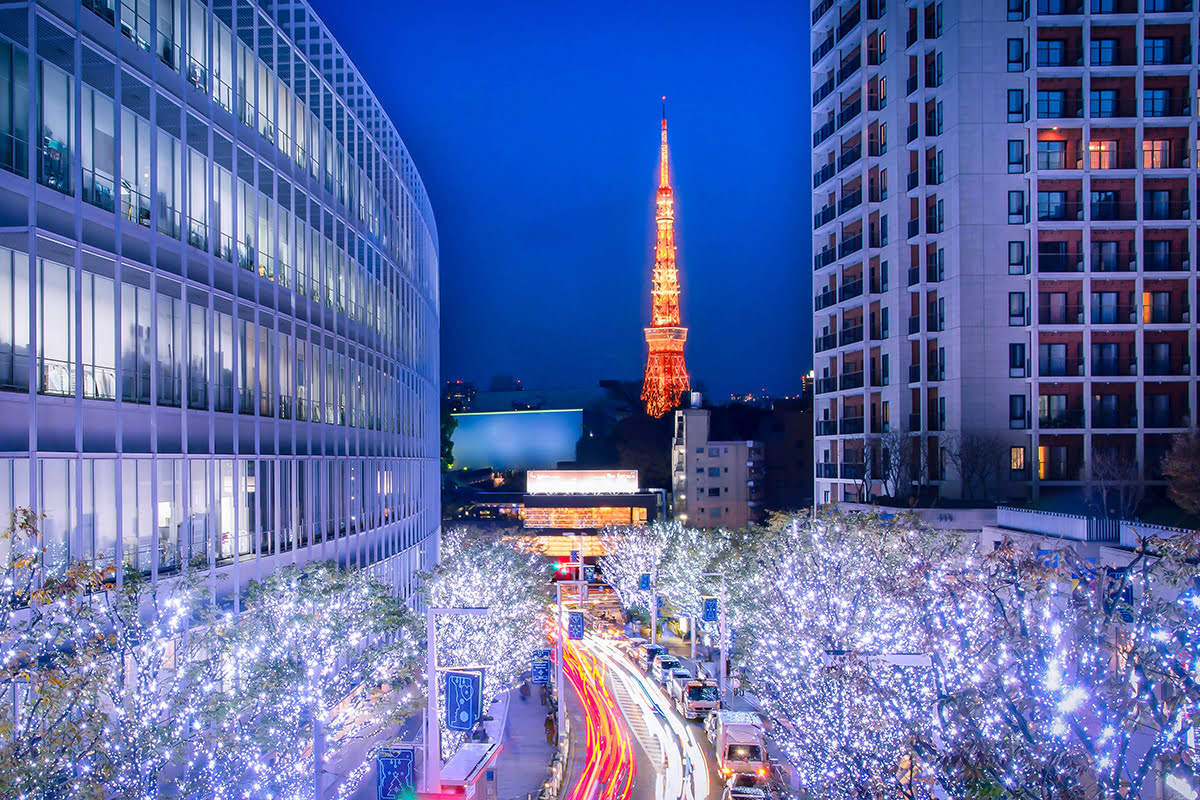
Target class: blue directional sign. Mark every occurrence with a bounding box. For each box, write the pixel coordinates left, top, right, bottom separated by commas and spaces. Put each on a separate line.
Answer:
377, 747, 415, 800
567, 611, 585, 640
703, 597, 719, 622
570, 549, 579, 561
445, 670, 483, 732
656, 595, 664, 610
584, 566, 596, 583
531, 649, 552, 685
639, 573, 651, 591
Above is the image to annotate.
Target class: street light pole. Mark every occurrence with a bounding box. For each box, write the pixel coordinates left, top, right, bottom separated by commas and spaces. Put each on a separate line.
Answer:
701, 571, 727, 704
424, 606, 490, 794
556, 578, 587, 744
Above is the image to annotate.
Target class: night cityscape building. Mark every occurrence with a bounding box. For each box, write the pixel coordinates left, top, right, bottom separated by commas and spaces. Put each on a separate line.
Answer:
811, 0, 1199, 506
642, 100, 690, 418
0, 0, 440, 607
672, 402, 765, 528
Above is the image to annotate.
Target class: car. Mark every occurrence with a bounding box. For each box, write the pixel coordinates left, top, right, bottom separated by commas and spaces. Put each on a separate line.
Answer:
620, 637, 647, 660
636, 643, 667, 671
727, 774, 771, 792
650, 653, 683, 683
721, 785, 769, 800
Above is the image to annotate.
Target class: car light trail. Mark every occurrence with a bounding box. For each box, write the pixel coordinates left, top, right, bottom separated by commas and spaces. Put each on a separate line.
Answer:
562, 641, 635, 800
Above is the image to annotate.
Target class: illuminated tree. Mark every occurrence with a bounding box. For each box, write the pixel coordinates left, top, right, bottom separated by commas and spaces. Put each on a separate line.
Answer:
598, 522, 673, 610
727, 511, 949, 800
423, 529, 549, 759
0, 509, 109, 800
195, 562, 421, 800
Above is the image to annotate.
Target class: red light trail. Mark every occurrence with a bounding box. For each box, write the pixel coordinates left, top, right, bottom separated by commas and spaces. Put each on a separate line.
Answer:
562, 642, 636, 800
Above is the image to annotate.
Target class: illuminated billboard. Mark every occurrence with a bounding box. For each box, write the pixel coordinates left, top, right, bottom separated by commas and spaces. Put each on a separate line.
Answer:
527, 470, 640, 495
451, 409, 582, 471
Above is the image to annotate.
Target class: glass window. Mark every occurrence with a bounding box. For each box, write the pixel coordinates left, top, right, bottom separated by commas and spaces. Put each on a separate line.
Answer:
1036, 40, 1066, 67
80, 271, 116, 400
1037, 139, 1066, 170
1088, 140, 1115, 169
1089, 39, 1117, 66
1010, 447, 1025, 472
37, 258, 74, 396
1008, 190, 1025, 223
1008, 292, 1026, 326
157, 131, 182, 237
1007, 89, 1024, 122
1007, 139, 1024, 173
187, 302, 207, 410
1008, 241, 1025, 275
155, 0, 179, 69
121, 0, 152, 52
1037, 190, 1068, 221
1007, 0, 1025, 19
38, 62, 73, 194
1009, 342, 1026, 376
1036, 90, 1067, 118
120, 109, 151, 226
156, 294, 183, 407
121, 281, 152, 404
0, 41, 31, 178
1007, 38, 1024, 71
1143, 88, 1169, 117
1090, 89, 1118, 118
187, 147, 207, 249
212, 21, 233, 111
157, 459, 182, 574
186, 0, 208, 91
1142, 139, 1169, 169
0, 248, 30, 391
82, 87, 116, 211
214, 163, 233, 261
1009, 395, 1026, 428
214, 310, 234, 413
1144, 38, 1170, 66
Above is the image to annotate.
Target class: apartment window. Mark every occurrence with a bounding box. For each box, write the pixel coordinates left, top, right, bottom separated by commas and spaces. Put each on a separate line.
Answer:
882, 353, 890, 385
1037, 40, 1066, 67
1092, 241, 1119, 273
1090, 89, 1118, 118
1040, 342, 1070, 376
1091, 189, 1121, 220
1008, 190, 1026, 223
1144, 189, 1170, 220
1037, 140, 1066, 170
1088, 140, 1116, 170
1007, 89, 1025, 122
1010, 446, 1026, 473
1008, 292, 1026, 326
708, 447, 720, 457
1009, 395, 1027, 429
1007, 39, 1025, 72
1145, 239, 1172, 271
1008, 241, 1026, 275
1007, 0, 1026, 18
1007, 140, 1025, 173
1144, 38, 1171, 66
1090, 39, 1118, 66
708, 467, 720, 477
38, 63, 73, 194
1143, 89, 1169, 118
707, 488, 720, 497
1038, 190, 1068, 221
1009, 342, 1027, 377
881, 307, 890, 338
1142, 139, 1169, 169
1092, 291, 1120, 323
81, 88, 116, 211
1037, 90, 1067, 118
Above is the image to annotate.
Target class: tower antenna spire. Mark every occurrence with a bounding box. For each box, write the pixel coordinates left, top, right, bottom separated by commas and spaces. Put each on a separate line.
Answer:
642, 98, 690, 417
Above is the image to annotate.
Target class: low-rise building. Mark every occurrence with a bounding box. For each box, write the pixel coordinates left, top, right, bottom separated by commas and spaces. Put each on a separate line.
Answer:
672, 406, 765, 528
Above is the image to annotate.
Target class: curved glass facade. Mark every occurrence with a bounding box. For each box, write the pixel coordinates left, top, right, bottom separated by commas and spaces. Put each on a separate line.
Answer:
0, 0, 440, 605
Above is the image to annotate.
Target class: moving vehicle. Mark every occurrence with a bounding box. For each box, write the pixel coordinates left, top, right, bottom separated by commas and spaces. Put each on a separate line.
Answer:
650, 653, 682, 683
706, 711, 768, 778
721, 785, 769, 800
635, 643, 667, 671
673, 677, 720, 719
619, 637, 647, 660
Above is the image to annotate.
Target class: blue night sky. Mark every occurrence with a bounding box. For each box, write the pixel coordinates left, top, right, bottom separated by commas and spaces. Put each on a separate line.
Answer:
309, 0, 810, 399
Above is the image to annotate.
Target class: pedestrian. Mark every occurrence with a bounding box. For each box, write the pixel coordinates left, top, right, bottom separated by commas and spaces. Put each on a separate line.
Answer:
539, 684, 550, 706
544, 710, 557, 744
519, 680, 530, 701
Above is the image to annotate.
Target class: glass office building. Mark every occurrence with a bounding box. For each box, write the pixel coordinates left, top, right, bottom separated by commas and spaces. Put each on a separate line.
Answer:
0, 0, 440, 606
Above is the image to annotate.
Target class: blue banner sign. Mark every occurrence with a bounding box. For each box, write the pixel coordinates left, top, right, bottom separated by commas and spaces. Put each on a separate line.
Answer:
445, 670, 483, 732
639, 573, 651, 591
532, 648, 552, 685
703, 597, 719, 622
584, 565, 596, 583
377, 747, 415, 800
567, 611, 585, 640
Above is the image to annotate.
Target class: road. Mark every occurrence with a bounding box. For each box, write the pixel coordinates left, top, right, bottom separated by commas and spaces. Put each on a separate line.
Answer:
561, 632, 723, 800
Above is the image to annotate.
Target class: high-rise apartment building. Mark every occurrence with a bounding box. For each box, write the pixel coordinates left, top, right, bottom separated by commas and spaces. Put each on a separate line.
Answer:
0, 0, 441, 606
811, 0, 1198, 507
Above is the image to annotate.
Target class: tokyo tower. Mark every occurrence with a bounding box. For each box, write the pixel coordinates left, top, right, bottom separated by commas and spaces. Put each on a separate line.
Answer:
641, 99, 690, 418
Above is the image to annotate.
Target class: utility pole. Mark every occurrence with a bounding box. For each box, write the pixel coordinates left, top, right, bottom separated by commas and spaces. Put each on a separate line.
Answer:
556, 572, 588, 740
701, 571, 728, 704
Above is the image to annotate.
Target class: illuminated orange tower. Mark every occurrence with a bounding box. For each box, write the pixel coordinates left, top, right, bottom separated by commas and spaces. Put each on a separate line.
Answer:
641, 98, 690, 417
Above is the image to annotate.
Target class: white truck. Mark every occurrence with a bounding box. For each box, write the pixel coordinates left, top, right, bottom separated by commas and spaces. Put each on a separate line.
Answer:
671, 676, 721, 719
706, 710, 768, 778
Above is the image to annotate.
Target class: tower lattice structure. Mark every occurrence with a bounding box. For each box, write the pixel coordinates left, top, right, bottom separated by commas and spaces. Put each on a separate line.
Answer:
641, 100, 690, 417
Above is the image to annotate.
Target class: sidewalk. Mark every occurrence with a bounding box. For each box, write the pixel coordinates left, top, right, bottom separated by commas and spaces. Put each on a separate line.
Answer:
495, 685, 559, 800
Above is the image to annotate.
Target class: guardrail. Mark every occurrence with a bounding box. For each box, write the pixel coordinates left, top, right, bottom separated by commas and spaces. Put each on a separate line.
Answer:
997, 506, 1194, 546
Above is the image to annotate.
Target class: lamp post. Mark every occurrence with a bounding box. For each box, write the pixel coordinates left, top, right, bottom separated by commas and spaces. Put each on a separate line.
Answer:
424, 606, 490, 794
556, 576, 588, 740
700, 571, 728, 704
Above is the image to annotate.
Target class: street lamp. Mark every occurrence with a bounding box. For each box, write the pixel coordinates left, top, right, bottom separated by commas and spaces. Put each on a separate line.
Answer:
701, 571, 728, 705
424, 605, 490, 793
555, 547, 587, 739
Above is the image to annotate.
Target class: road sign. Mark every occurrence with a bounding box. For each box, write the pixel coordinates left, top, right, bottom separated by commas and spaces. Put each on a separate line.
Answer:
532, 649, 552, 685
567, 611, 585, 640
638, 573, 651, 591
584, 565, 596, 583
702, 597, 719, 622
570, 550, 579, 561
445, 670, 483, 732
656, 595, 664, 610
377, 747, 415, 800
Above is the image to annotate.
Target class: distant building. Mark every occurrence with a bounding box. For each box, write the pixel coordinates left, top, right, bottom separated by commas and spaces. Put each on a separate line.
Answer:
521, 469, 657, 530
672, 407, 765, 528
443, 381, 478, 413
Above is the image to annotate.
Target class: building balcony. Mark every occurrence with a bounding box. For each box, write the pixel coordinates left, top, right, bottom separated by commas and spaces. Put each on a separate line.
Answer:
908, 412, 921, 430
838, 234, 863, 259
840, 462, 866, 479
1144, 250, 1190, 272
1143, 199, 1190, 221
1038, 201, 1084, 222
1144, 357, 1190, 376
839, 278, 864, 303
814, 204, 836, 229
1040, 460, 1083, 482
813, 33, 836, 66
1090, 251, 1135, 272
817, 462, 839, 479
927, 364, 945, 381
813, 76, 835, 107
815, 247, 837, 270
817, 420, 839, 436
1092, 407, 1137, 428
1039, 305, 1085, 325
837, 99, 862, 130
813, 162, 836, 189
1039, 408, 1086, 429
814, 287, 838, 311
908, 315, 921, 335
907, 266, 920, 286
1145, 410, 1189, 429
908, 364, 922, 383
814, 119, 836, 148
815, 332, 839, 353
1090, 305, 1138, 325
1037, 46, 1085, 68
839, 324, 864, 346
1091, 357, 1137, 376
1144, 97, 1191, 118
1037, 0, 1084, 13
1090, 201, 1137, 221
815, 375, 838, 394
838, 188, 863, 215
839, 416, 865, 435
1038, 98, 1084, 119
837, 53, 862, 86
840, 370, 865, 390
1040, 357, 1085, 377
837, 146, 862, 173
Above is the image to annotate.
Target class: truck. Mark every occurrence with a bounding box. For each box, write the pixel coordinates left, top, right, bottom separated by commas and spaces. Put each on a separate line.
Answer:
706, 710, 768, 778
671, 676, 721, 719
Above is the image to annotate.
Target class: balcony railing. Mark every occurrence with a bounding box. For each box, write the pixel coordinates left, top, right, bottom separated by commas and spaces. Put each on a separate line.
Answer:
838, 188, 863, 215
1144, 0, 1193, 12
840, 462, 866, 479
837, 7, 861, 41
1144, 96, 1191, 118
839, 278, 864, 302
837, 99, 862, 129
814, 119, 836, 147
812, 0, 834, 24
1090, 251, 1135, 272
1143, 250, 1190, 272
1090, 201, 1137, 221
927, 364, 945, 381
815, 375, 838, 394
815, 332, 839, 352
1038, 305, 1084, 324
1144, 304, 1190, 324
1091, 357, 1137, 376
1143, 199, 1190, 221
813, 162, 836, 188
1145, 410, 1188, 429
1038, 200, 1083, 221
838, 234, 863, 259
837, 145, 862, 173
816, 420, 839, 437
906, 121, 918, 142
813, 33, 836, 65
1040, 357, 1085, 377
839, 324, 864, 346
814, 287, 838, 311
813, 77, 835, 107
814, 204, 836, 229
817, 462, 839, 477
840, 370, 865, 390
837, 53, 862, 85
1092, 408, 1137, 428
1037, 46, 1084, 67
1038, 0, 1083, 13
1037, 97, 1084, 119
1039, 408, 1085, 428
839, 416, 865, 435
1144, 357, 1190, 376
1090, 304, 1138, 325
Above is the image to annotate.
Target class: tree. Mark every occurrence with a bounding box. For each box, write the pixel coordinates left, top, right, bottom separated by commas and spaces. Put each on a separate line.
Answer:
942, 432, 1006, 501
1161, 429, 1200, 515
423, 529, 549, 759
878, 428, 918, 501
441, 400, 458, 471
0, 509, 110, 800
1087, 447, 1145, 520
598, 522, 674, 610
